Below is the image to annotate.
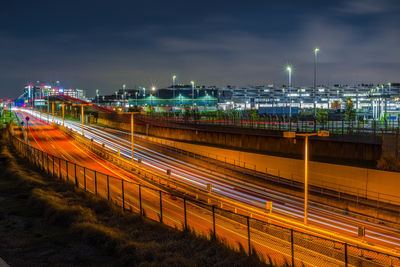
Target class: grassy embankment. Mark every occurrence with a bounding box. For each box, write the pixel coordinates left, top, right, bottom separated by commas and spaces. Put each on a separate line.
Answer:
0, 131, 272, 266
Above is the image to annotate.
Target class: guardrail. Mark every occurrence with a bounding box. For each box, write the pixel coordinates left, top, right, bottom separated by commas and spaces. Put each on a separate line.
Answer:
8, 125, 400, 267
139, 113, 400, 136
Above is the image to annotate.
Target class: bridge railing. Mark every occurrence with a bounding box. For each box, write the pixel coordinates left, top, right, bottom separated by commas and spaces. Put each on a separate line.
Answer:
139, 113, 400, 136
8, 127, 400, 267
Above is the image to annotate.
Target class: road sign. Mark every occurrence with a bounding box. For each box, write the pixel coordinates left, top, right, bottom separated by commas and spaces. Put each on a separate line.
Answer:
283, 132, 296, 138
317, 130, 329, 137
25, 116, 30, 121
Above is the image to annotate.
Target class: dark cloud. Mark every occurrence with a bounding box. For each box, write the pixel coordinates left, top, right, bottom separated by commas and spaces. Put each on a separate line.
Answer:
0, 0, 399, 97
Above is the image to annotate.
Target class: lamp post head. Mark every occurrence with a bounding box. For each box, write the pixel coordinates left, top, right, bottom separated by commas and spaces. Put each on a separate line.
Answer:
152, 87, 156, 91
172, 75, 176, 80
314, 47, 319, 54
286, 66, 292, 73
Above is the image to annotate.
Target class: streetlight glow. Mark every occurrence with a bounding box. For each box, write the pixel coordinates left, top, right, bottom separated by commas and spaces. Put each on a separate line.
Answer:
286, 66, 292, 119
313, 47, 320, 122
190, 81, 195, 109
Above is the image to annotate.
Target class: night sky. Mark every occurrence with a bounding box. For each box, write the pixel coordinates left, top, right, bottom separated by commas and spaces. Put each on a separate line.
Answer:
1, 0, 399, 97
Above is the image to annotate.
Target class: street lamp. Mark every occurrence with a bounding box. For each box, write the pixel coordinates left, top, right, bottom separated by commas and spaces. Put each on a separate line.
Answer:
151, 87, 156, 107
283, 130, 329, 225
190, 80, 195, 109
122, 84, 126, 100
47, 90, 50, 123
61, 103, 65, 126
286, 66, 292, 119
172, 75, 177, 107
314, 48, 319, 117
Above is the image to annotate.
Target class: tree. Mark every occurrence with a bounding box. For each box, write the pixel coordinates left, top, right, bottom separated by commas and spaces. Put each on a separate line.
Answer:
344, 97, 356, 129
315, 108, 328, 129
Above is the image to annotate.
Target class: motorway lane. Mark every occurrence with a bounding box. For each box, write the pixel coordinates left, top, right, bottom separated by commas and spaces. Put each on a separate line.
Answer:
23, 110, 400, 252
15, 111, 140, 182
12, 117, 349, 265
71, 119, 400, 249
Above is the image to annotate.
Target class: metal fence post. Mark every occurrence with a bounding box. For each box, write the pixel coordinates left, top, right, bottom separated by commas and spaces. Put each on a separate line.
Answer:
58, 158, 61, 179
47, 154, 49, 174
83, 167, 86, 191
94, 171, 97, 195
184, 198, 187, 230
212, 205, 216, 240
74, 163, 78, 187
345, 243, 348, 267
291, 229, 294, 266
139, 184, 142, 215
247, 216, 251, 256
159, 191, 163, 223
107, 175, 110, 200
121, 180, 125, 211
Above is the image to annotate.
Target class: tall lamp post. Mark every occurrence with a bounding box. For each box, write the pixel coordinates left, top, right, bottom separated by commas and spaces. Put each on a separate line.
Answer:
314, 48, 319, 117
47, 89, 50, 123
172, 75, 176, 107
117, 111, 141, 161
286, 66, 292, 118
61, 103, 65, 126
190, 80, 195, 109
122, 84, 126, 100
72, 103, 92, 136
283, 130, 329, 225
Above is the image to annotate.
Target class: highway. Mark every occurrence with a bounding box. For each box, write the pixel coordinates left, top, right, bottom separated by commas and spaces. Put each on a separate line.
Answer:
19, 110, 400, 254
12, 110, 365, 266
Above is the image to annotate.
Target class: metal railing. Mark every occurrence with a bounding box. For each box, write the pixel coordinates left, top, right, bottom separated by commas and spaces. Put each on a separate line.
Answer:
8, 128, 400, 267
139, 113, 400, 136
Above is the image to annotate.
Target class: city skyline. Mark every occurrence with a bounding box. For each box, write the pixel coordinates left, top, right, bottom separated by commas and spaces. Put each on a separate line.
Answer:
1, 0, 399, 98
